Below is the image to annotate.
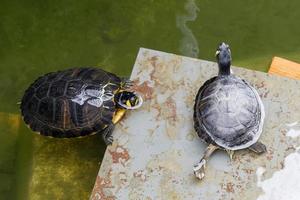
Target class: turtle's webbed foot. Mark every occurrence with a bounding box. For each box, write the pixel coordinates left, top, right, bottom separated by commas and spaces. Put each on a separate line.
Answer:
193, 144, 218, 180
121, 78, 134, 89
193, 159, 206, 180
226, 149, 235, 160
249, 142, 267, 154
104, 135, 114, 145
102, 124, 115, 146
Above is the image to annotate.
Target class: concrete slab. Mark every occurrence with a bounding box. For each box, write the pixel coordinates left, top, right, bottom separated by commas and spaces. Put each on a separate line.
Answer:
90, 48, 300, 200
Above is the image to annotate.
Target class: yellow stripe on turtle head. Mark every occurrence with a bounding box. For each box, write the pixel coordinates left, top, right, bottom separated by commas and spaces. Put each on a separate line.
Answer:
126, 100, 131, 107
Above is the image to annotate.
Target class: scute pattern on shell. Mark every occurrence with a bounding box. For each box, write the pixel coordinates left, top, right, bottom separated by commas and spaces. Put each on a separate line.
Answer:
194, 75, 263, 150
21, 68, 122, 138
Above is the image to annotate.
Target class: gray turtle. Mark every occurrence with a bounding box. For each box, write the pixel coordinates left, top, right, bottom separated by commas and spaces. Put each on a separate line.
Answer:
193, 43, 266, 180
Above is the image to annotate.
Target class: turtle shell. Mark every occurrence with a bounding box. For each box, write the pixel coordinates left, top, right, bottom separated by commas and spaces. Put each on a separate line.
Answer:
193, 75, 264, 150
21, 67, 122, 138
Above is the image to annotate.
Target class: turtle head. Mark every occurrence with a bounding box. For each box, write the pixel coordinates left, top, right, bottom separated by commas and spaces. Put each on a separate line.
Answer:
216, 42, 232, 75
115, 91, 143, 110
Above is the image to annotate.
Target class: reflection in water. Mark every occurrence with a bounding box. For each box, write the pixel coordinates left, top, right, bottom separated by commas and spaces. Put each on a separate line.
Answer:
0, 113, 32, 200
28, 134, 105, 200
0, 112, 105, 200
176, 0, 199, 58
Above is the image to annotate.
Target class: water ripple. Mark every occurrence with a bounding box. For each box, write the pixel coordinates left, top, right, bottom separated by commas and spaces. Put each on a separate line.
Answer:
176, 0, 199, 58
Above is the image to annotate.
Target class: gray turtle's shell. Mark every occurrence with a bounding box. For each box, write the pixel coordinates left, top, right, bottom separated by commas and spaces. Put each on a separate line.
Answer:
194, 75, 264, 150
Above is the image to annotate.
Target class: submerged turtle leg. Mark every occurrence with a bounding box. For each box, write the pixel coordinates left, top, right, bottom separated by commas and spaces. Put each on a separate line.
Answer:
121, 78, 134, 89
193, 144, 219, 180
249, 141, 267, 154
101, 124, 115, 145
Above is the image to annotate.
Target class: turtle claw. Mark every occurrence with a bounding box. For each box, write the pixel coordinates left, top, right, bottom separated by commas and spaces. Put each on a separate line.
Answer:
226, 149, 235, 160
103, 134, 114, 146
249, 142, 267, 154
121, 78, 134, 89
102, 124, 115, 146
105, 135, 114, 145
193, 159, 206, 180
193, 144, 218, 180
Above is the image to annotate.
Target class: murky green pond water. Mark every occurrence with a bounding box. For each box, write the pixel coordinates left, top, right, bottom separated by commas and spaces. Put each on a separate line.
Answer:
1, 0, 300, 199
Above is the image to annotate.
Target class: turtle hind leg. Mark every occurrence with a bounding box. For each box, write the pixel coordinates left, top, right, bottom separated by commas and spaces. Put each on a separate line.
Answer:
101, 124, 115, 145
226, 149, 235, 160
249, 141, 267, 154
193, 144, 219, 180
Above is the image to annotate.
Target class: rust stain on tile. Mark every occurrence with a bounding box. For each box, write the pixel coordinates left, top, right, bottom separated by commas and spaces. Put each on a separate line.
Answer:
165, 123, 177, 139
255, 80, 266, 89
266, 149, 274, 161
164, 96, 177, 123
225, 182, 235, 193
118, 171, 129, 185
131, 80, 154, 101
133, 170, 147, 182
148, 55, 183, 90
242, 168, 254, 174
149, 56, 159, 67
108, 145, 130, 166
263, 90, 270, 98
90, 170, 115, 200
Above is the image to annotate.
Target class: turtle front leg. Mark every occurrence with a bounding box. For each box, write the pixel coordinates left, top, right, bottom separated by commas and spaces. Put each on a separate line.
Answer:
121, 78, 134, 89
193, 144, 219, 180
102, 109, 126, 145
101, 124, 115, 145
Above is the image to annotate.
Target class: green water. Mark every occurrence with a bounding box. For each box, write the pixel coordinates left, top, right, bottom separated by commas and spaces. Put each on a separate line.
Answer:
1, 0, 300, 199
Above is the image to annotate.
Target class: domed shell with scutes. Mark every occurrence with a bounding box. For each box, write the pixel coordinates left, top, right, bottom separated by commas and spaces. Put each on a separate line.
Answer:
194, 75, 265, 150
21, 68, 122, 138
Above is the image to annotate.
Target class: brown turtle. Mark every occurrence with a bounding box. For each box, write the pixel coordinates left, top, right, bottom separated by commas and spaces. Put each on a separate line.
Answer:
21, 67, 142, 145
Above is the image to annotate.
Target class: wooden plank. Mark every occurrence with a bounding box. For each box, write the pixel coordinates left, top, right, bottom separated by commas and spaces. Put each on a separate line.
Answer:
268, 56, 300, 79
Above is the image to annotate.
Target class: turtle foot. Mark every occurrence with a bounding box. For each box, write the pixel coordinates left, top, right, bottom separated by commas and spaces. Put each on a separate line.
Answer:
226, 149, 235, 160
121, 78, 134, 89
249, 142, 267, 154
104, 135, 114, 145
193, 159, 206, 180
102, 124, 115, 145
